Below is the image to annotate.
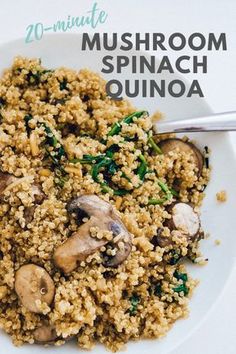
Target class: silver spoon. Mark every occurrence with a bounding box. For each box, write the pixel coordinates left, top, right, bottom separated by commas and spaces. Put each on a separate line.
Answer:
154, 111, 236, 134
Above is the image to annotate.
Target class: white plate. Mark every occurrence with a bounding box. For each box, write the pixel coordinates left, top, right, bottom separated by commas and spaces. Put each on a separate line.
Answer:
0, 34, 236, 354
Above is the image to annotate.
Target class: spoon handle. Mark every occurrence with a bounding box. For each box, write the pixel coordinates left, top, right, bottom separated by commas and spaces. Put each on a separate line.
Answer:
154, 111, 236, 134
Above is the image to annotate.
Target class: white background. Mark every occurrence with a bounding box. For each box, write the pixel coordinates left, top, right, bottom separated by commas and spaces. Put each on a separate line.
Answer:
0, 0, 235, 353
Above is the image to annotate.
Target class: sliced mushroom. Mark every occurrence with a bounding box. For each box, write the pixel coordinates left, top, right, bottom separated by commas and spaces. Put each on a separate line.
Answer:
158, 138, 204, 176
172, 177, 182, 192
15, 264, 55, 313
0, 171, 16, 196
103, 220, 132, 267
32, 184, 46, 204
0, 171, 45, 225
34, 323, 74, 344
167, 202, 200, 238
67, 194, 113, 218
151, 228, 172, 248
23, 207, 35, 225
54, 195, 132, 273
24, 184, 46, 225
33, 324, 58, 344
54, 216, 108, 273
61, 123, 80, 138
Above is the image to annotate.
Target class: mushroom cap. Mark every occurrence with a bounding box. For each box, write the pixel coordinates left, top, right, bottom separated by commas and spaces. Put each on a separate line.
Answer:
67, 194, 115, 218
15, 264, 55, 313
33, 324, 58, 344
103, 220, 132, 268
23, 206, 36, 225
151, 228, 172, 248
23, 184, 46, 225
31, 184, 46, 204
158, 138, 204, 176
0, 171, 15, 196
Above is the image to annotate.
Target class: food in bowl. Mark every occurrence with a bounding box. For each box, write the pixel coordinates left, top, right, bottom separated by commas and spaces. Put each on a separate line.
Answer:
0, 57, 209, 351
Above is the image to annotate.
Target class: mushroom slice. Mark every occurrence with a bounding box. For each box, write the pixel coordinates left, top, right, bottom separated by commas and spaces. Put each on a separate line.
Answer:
23, 207, 36, 225
0, 171, 16, 196
24, 184, 46, 225
54, 195, 132, 273
32, 184, 46, 204
67, 194, 114, 218
167, 202, 200, 238
34, 324, 58, 344
15, 264, 55, 313
0, 171, 45, 225
103, 220, 132, 268
151, 228, 172, 248
61, 123, 80, 138
158, 138, 204, 176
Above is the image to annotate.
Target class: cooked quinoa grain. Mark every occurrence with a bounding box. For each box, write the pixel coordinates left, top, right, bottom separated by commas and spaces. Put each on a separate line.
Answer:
216, 190, 227, 202
0, 57, 210, 351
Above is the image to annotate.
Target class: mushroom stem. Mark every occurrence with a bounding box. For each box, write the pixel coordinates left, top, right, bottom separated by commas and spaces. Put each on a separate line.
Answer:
54, 217, 108, 273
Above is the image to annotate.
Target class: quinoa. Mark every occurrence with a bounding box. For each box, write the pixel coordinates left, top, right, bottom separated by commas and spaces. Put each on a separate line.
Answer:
216, 190, 227, 202
0, 57, 210, 351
